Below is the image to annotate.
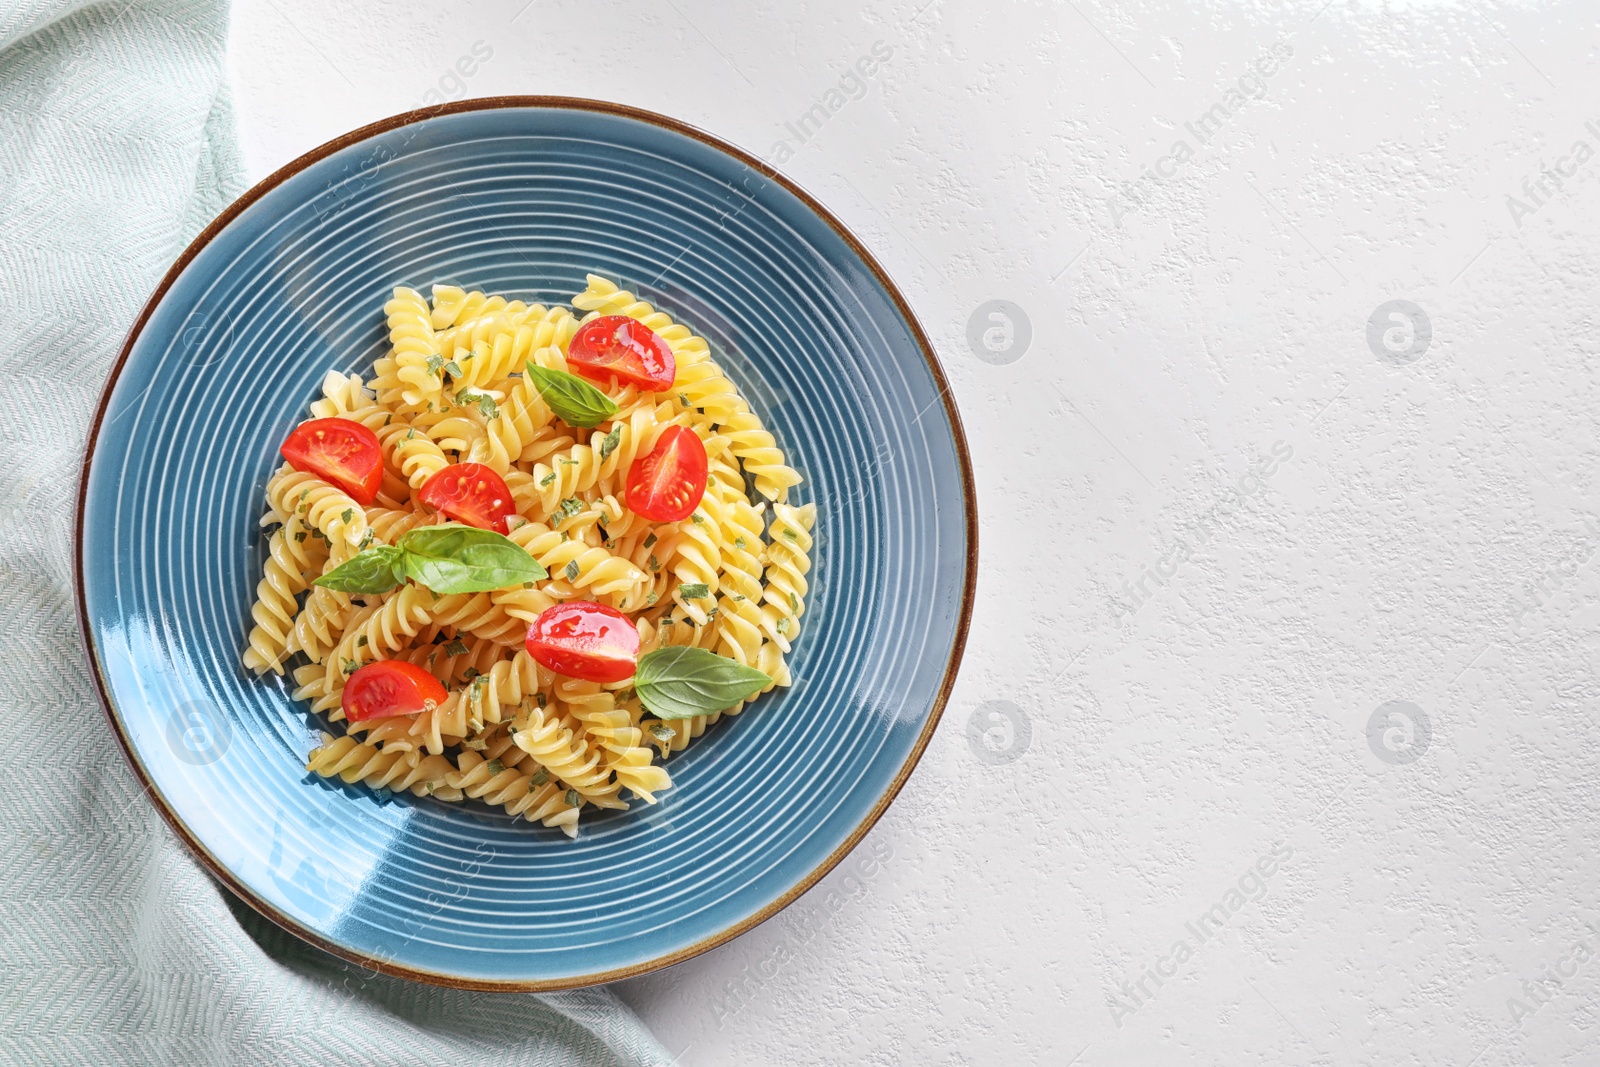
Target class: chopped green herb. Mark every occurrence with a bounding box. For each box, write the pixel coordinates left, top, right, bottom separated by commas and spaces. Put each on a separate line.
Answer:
565, 789, 581, 807
443, 360, 462, 378
340, 508, 353, 525
298, 489, 309, 505
550, 497, 583, 524
646, 591, 659, 605
426, 354, 446, 375
357, 529, 375, 550
677, 393, 689, 407
599, 425, 622, 461
691, 513, 706, 525
406, 427, 416, 441
342, 659, 360, 677
789, 592, 799, 612
539, 471, 556, 487
648, 554, 660, 571
783, 529, 798, 541
486, 759, 505, 776
293, 530, 307, 543
462, 666, 482, 682
678, 583, 710, 599
536, 692, 547, 708
776, 616, 790, 634
522, 581, 534, 590
529, 768, 550, 787
559, 459, 578, 468
642, 533, 657, 549
444, 638, 469, 656
734, 536, 747, 549
564, 560, 580, 582
649, 724, 675, 741
356, 635, 368, 648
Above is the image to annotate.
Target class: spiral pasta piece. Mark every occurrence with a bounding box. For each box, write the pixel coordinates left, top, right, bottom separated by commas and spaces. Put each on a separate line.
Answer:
439, 304, 578, 391
429, 285, 510, 331
557, 681, 671, 803
306, 735, 457, 798
758, 502, 816, 654
241, 516, 326, 675
450, 746, 583, 836
511, 701, 625, 808
286, 585, 351, 665
264, 465, 369, 547
503, 519, 648, 599
671, 492, 727, 624
383, 286, 442, 413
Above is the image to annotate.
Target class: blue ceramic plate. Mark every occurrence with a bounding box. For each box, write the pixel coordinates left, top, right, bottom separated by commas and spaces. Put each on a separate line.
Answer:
77, 98, 974, 989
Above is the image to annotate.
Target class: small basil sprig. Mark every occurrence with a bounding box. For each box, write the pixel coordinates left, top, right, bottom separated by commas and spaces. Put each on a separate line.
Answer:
525, 361, 618, 428
634, 645, 771, 720
313, 544, 406, 593
315, 526, 546, 595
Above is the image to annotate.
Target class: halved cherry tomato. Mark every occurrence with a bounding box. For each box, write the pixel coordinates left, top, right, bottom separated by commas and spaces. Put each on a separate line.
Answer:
525, 601, 641, 683
625, 426, 707, 522
280, 418, 382, 504
567, 315, 676, 391
342, 660, 448, 722
418, 462, 516, 533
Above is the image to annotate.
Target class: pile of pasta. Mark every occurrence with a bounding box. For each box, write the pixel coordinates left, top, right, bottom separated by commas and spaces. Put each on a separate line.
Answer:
240, 275, 815, 836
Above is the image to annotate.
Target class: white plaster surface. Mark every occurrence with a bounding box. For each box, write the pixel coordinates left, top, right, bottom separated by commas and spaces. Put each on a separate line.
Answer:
229, 1, 1600, 1063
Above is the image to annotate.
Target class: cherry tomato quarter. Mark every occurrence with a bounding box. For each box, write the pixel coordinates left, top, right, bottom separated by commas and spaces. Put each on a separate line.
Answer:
567, 315, 676, 391
625, 426, 708, 522
279, 418, 382, 505
342, 660, 449, 722
417, 463, 516, 533
524, 601, 641, 683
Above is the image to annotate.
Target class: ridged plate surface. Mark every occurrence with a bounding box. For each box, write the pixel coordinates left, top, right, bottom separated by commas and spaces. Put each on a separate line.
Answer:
77, 98, 974, 988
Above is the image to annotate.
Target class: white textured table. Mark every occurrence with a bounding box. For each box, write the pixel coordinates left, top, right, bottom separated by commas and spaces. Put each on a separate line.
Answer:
230, 1, 1600, 1063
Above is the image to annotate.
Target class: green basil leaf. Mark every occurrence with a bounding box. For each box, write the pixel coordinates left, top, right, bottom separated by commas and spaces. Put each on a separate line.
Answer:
524, 361, 618, 428
313, 545, 405, 593
634, 646, 771, 720
396, 525, 547, 593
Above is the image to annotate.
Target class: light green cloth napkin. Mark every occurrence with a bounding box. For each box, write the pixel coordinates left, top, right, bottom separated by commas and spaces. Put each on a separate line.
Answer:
0, 3, 674, 1062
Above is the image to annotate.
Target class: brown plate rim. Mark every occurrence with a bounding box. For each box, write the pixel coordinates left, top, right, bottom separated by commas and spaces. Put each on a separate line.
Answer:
73, 95, 978, 992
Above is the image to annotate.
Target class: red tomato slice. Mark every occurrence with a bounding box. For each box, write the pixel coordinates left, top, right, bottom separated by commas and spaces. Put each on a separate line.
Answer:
280, 418, 382, 505
625, 426, 707, 522
525, 602, 641, 683
567, 315, 676, 391
342, 660, 448, 722
418, 463, 516, 533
